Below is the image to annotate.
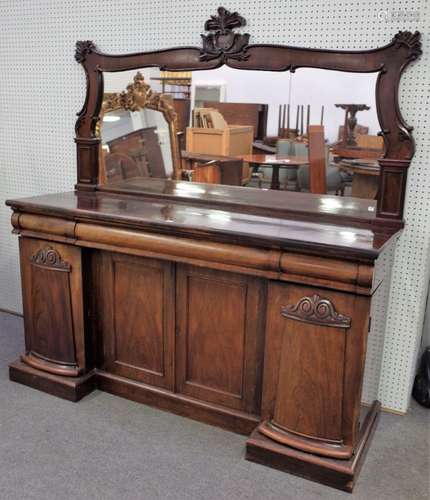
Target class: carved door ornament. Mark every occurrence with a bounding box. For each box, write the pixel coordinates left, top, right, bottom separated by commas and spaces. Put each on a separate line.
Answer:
281, 294, 351, 328
30, 246, 71, 271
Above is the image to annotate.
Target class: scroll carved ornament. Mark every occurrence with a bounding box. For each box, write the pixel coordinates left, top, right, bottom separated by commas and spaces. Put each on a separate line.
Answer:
281, 294, 351, 328
31, 247, 71, 271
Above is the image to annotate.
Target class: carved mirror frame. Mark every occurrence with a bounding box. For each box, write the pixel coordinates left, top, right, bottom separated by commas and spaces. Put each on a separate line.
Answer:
75, 6, 421, 225
98, 72, 181, 182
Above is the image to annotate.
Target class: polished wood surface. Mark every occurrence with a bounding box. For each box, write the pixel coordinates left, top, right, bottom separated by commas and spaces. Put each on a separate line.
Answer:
176, 265, 264, 412
308, 126, 327, 194
6, 190, 395, 261
94, 177, 383, 230
19, 238, 86, 377
94, 252, 175, 389
260, 283, 370, 458
246, 401, 381, 492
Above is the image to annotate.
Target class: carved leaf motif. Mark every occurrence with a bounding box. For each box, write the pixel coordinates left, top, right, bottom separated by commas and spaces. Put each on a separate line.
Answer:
393, 31, 422, 60
31, 247, 71, 271
281, 294, 351, 329
75, 40, 96, 63
102, 72, 176, 123
200, 6, 250, 63
204, 6, 246, 33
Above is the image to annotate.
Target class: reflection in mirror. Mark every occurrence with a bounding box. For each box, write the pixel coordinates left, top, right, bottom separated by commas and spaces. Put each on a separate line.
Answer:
100, 67, 382, 202
100, 70, 180, 184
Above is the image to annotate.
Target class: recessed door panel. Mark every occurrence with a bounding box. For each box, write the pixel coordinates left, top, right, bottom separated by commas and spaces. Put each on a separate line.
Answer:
19, 238, 86, 376
96, 252, 174, 389
176, 265, 264, 412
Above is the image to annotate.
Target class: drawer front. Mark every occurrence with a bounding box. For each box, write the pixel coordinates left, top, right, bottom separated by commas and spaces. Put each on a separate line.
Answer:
176, 265, 265, 413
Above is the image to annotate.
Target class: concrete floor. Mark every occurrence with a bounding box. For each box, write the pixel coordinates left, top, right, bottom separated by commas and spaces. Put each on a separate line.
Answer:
0, 311, 428, 500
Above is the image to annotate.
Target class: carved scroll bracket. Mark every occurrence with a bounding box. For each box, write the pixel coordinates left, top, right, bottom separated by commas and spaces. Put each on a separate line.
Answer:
281, 294, 351, 328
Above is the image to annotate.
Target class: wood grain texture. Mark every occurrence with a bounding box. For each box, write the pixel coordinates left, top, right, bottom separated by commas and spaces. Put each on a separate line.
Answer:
246, 401, 381, 493
260, 282, 370, 458
308, 125, 327, 194
176, 265, 264, 413
19, 238, 87, 377
7, 190, 398, 264
94, 252, 175, 389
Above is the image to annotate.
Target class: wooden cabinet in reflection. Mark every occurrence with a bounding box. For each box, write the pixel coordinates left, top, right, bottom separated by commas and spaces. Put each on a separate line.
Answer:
104, 126, 166, 183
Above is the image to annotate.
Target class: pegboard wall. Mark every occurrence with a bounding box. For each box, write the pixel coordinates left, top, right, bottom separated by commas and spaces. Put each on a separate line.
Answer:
0, 0, 429, 413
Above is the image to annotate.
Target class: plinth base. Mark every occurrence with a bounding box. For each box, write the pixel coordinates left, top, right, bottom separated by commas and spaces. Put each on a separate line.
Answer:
9, 359, 96, 402
246, 400, 380, 493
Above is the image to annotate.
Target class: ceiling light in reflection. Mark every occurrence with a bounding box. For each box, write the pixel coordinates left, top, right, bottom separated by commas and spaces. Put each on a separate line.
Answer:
208, 212, 232, 222
367, 206, 375, 212
320, 198, 343, 210
103, 115, 121, 122
339, 230, 357, 241
175, 182, 206, 194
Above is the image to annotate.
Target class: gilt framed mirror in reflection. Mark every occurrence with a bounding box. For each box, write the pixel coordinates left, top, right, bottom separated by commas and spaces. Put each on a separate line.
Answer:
75, 6, 421, 228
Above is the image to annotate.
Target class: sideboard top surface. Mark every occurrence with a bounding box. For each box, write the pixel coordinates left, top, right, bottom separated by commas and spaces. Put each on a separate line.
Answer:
6, 189, 398, 262
98, 178, 378, 226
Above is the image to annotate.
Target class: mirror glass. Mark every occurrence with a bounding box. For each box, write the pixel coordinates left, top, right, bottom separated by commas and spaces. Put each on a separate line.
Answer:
101, 67, 382, 202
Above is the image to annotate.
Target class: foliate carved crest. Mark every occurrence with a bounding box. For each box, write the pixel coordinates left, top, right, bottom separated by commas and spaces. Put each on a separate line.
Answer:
31, 247, 71, 271
200, 6, 250, 63
75, 40, 96, 63
102, 72, 176, 123
281, 294, 351, 329
393, 31, 422, 60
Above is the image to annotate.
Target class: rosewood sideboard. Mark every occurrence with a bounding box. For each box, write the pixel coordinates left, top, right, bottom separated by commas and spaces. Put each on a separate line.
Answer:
5, 6, 421, 493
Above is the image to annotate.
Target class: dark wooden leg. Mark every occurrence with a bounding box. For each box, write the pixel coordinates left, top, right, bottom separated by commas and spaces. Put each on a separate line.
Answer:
271, 165, 280, 190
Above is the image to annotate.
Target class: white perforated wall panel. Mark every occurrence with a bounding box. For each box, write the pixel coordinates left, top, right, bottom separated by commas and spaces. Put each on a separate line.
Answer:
0, 0, 428, 412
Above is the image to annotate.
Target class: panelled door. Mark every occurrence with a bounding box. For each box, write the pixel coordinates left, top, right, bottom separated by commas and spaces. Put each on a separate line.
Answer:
175, 264, 265, 413
95, 252, 175, 390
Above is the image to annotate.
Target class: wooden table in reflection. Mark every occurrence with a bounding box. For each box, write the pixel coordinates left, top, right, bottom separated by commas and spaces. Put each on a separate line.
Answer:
338, 159, 380, 199
238, 154, 309, 190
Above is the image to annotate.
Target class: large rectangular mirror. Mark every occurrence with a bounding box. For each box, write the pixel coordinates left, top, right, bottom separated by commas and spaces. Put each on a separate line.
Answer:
99, 66, 382, 202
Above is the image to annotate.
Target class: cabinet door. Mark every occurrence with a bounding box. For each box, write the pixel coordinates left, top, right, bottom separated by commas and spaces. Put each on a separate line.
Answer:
19, 238, 86, 376
95, 252, 175, 390
261, 282, 370, 454
176, 265, 265, 413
